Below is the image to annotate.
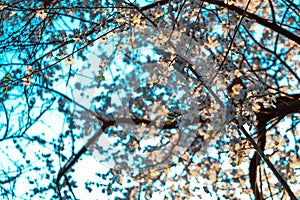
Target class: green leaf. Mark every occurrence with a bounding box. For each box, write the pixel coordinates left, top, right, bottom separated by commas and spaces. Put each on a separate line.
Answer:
4, 73, 12, 81
167, 116, 174, 121
2, 86, 8, 94
99, 71, 105, 81
100, 75, 105, 81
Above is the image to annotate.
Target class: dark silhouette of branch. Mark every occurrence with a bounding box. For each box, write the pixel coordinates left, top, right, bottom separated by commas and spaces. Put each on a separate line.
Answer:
243, 28, 300, 84
140, 0, 300, 44
202, 0, 300, 45
249, 117, 266, 200
248, 94, 300, 199
240, 125, 297, 200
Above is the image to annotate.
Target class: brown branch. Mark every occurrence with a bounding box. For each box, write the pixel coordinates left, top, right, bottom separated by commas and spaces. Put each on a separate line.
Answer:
257, 94, 300, 122
202, 0, 300, 45
137, 0, 300, 44
249, 119, 266, 200
248, 94, 300, 199
240, 126, 297, 200
55, 116, 179, 195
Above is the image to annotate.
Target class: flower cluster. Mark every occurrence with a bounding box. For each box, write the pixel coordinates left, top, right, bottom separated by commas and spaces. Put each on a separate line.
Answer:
22, 65, 34, 87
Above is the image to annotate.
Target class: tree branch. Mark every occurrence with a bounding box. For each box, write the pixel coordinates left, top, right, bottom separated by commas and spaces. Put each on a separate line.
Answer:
245, 94, 300, 199
202, 0, 300, 45
239, 126, 297, 200
145, 0, 300, 45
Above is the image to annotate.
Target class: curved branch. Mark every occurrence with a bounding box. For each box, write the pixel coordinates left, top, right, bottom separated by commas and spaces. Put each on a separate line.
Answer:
248, 94, 300, 199
202, 0, 300, 45
240, 126, 297, 200
139, 0, 300, 44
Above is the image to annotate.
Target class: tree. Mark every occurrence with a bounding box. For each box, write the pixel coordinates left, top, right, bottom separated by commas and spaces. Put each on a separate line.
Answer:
0, 0, 299, 199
